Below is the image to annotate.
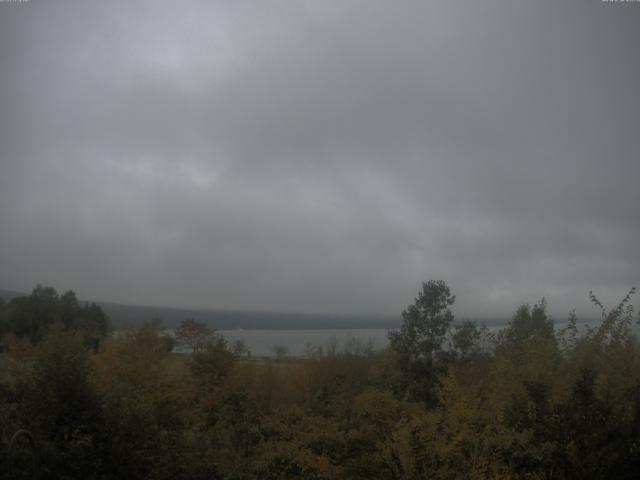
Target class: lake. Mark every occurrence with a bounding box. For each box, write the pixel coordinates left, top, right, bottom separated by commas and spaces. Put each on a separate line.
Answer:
217, 328, 390, 357
176, 318, 607, 357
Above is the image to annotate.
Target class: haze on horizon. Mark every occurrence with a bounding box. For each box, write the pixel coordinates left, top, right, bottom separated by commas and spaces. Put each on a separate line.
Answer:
1, 0, 638, 320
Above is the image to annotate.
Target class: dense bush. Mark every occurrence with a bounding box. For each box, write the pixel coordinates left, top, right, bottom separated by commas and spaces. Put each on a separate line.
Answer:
1, 283, 639, 479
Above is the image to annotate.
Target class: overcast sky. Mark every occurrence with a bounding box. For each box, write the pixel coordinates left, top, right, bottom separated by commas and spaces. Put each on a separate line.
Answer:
1, 0, 638, 319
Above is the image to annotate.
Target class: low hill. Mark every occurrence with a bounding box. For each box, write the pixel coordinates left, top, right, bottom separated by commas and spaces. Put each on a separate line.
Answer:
0, 288, 400, 330
0, 289, 26, 302
98, 301, 401, 330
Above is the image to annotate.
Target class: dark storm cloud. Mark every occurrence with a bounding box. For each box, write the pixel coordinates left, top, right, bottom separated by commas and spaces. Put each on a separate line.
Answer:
1, 0, 638, 317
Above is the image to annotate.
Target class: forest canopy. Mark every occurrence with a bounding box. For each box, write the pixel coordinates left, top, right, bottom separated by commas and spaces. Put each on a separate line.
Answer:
1, 282, 639, 479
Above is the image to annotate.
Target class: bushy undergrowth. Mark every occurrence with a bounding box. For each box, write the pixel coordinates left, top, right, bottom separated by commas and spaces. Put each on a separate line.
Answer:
1, 283, 639, 479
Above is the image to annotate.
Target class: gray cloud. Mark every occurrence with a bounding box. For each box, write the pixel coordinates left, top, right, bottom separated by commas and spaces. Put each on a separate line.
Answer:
1, 0, 638, 318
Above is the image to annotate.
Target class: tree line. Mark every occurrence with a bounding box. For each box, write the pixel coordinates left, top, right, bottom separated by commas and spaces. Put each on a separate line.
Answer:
0, 281, 639, 479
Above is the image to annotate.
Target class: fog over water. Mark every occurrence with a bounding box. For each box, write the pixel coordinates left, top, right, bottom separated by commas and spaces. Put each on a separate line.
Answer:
1, 1, 638, 320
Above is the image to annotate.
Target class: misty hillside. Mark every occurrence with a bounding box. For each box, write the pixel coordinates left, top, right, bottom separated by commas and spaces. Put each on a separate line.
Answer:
99, 301, 403, 330
0, 289, 25, 302
0, 288, 401, 330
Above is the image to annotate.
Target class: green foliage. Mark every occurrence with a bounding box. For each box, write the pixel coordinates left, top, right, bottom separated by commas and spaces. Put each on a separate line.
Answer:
0, 285, 108, 345
452, 319, 486, 361
174, 318, 214, 354
389, 280, 455, 363
1, 282, 640, 479
500, 298, 554, 349
388, 280, 456, 404
386, 281, 491, 404
192, 335, 236, 388
93, 324, 197, 479
0, 329, 103, 479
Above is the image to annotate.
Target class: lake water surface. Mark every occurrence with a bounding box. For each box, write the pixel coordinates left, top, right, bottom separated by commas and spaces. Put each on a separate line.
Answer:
217, 328, 390, 357
217, 319, 605, 357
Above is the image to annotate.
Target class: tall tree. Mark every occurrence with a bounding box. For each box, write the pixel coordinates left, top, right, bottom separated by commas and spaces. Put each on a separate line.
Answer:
502, 298, 553, 348
174, 318, 214, 354
388, 280, 455, 404
3, 285, 109, 344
